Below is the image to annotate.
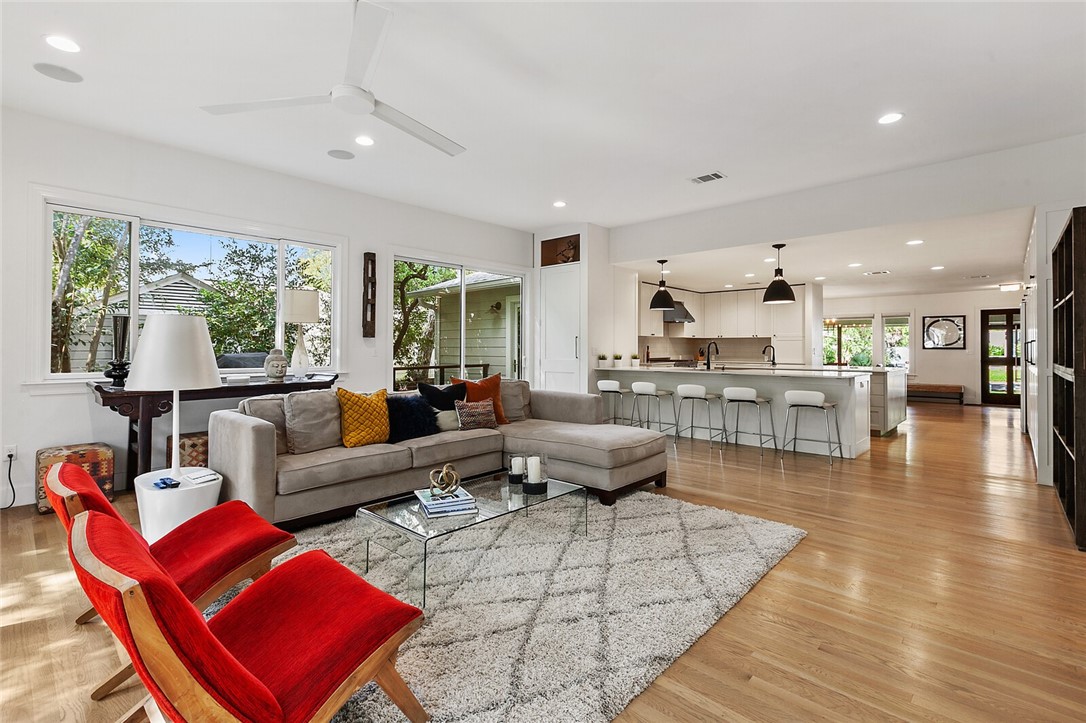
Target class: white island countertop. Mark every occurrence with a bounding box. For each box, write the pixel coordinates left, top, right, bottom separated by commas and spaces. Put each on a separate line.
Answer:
601, 366, 871, 379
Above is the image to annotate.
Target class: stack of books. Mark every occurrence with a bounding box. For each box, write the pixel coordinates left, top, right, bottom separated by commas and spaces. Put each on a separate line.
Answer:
414, 488, 477, 518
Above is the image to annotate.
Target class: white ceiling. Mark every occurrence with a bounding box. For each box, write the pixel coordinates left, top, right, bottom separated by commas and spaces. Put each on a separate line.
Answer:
617, 207, 1035, 298
2, 1, 1084, 238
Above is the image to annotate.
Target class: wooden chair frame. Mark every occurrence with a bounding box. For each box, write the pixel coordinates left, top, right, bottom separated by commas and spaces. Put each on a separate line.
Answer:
71, 513, 428, 723
45, 464, 297, 702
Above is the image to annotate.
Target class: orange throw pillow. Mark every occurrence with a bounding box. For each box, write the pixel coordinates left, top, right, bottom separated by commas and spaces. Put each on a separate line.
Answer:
451, 374, 509, 424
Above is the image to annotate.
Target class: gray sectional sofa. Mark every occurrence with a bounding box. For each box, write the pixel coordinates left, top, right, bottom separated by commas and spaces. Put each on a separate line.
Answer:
208, 380, 667, 525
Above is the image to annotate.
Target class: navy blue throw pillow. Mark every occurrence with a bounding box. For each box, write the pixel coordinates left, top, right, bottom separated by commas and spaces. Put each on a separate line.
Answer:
386, 394, 439, 443
418, 382, 467, 411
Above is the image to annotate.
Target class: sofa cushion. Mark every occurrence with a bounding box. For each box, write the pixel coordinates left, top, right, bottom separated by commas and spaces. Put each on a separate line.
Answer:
239, 394, 288, 455
499, 379, 531, 422
283, 390, 341, 454
418, 382, 466, 411
386, 394, 438, 443
499, 419, 666, 469
276, 444, 412, 495
455, 399, 498, 430
398, 429, 504, 469
337, 388, 390, 448
451, 374, 509, 424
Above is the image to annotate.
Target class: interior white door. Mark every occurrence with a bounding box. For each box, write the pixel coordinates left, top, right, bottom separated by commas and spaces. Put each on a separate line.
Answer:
539, 264, 582, 392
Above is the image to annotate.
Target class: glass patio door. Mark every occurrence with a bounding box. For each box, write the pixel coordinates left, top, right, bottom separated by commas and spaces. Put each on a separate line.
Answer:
981, 308, 1021, 405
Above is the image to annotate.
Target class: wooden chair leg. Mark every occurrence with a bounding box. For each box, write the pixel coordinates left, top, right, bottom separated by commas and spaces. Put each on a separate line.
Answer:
249, 561, 272, 580
75, 605, 100, 625
375, 659, 429, 723
116, 694, 152, 723
91, 661, 135, 701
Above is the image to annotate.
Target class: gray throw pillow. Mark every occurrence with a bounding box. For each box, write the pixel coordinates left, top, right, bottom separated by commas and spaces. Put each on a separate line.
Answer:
434, 409, 459, 432
500, 379, 531, 421
283, 389, 342, 454
238, 394, 288, 455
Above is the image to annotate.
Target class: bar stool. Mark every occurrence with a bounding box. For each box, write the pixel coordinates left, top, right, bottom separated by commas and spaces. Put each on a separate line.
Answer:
782, 390, 843, 465
629, 381, 676, 433
721, 386, 778, 456
674, 384, 722, 443
597, 379, 631, 424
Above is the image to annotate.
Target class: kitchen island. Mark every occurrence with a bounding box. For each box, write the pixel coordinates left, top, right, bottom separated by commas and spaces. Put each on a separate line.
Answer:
598, 366, 871, 458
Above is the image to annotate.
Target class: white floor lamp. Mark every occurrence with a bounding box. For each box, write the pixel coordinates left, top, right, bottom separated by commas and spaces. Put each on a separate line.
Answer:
284, 288, 320, 379
125, 314, 222, 480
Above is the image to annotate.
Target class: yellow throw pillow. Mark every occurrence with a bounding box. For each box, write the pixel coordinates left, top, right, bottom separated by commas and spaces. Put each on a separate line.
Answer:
337, 388, 390, 447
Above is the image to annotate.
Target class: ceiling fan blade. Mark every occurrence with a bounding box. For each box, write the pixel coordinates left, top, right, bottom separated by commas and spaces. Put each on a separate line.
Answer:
201, 94, 331, 115
344, 1, 392, 89
372, 99, 466, 156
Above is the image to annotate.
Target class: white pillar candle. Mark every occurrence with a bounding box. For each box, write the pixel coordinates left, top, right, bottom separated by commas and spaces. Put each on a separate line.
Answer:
527, 456, 542, 484
511, 456, 525, 475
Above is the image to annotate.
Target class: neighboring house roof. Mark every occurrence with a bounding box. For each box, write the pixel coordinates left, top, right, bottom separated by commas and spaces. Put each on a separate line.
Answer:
106, 272, 215, 312
408, 271, 520, 298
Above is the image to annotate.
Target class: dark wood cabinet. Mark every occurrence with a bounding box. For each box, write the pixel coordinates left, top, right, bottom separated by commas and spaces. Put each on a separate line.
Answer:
1051, 206, 1086, 550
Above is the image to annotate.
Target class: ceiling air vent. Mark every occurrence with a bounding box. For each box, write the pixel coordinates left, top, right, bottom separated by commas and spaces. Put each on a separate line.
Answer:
965, 274, 990, 279
690, 172, 726, 185
862, 270, 891, 276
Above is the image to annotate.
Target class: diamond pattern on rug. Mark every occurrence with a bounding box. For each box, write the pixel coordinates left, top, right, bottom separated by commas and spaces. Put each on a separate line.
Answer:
208, 491, 805, 722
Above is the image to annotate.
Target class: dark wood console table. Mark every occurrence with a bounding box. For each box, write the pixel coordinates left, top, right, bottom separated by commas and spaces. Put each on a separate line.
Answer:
88, 374, 338, 486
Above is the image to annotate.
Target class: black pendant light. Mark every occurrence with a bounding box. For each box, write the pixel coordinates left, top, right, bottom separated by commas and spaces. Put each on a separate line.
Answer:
649, 259, 675, 310
763, 244, 796, 304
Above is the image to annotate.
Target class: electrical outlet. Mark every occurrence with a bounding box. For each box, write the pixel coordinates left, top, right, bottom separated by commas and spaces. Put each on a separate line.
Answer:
4, 445, 16, 460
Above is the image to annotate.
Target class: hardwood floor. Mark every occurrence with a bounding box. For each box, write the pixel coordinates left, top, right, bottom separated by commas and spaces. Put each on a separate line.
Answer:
2, 404, 1084, 721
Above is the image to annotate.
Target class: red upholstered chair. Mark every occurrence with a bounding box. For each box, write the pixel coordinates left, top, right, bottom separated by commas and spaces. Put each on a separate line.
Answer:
44, 462, 296, 701
69, 510, 428, 722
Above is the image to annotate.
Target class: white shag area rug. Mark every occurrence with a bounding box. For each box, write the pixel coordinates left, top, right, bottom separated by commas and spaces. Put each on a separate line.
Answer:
218, 492, 805, 722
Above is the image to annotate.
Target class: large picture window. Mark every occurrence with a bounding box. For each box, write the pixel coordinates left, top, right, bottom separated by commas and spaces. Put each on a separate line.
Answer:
823, 317, 874, 367
48, 204, 336, 375
392, 258, 522, 390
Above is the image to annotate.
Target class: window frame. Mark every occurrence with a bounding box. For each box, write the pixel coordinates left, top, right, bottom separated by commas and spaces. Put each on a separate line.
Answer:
882, 313, 912, 369
32, 186, 344, 384
823, 316, 875, 367
389, 249, 528, 389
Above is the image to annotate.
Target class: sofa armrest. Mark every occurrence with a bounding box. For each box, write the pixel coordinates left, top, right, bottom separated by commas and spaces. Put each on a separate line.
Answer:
529, 390, 605, 425
208, 410, 278, 521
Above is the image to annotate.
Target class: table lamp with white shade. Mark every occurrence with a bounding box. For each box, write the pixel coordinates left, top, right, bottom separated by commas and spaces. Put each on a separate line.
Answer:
125, 314, 222, 480
283, 288, 320, 378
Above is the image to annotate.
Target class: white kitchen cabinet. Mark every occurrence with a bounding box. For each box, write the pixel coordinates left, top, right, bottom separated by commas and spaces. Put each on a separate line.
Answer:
736, 290, 771, 336
702, 292, 736, 338
702, 292, 720, 337
678, 291, 704, 338
771, 338, 805, 364
719, 292, 738, 337
638, 283, 664, 337
770, 291, 805, 337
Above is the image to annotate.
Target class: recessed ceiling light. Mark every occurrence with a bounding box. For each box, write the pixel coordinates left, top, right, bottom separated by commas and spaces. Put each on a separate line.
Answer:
724, 284, 733, 288
931, 266, 944, 271
553, 200, 566, 208
327, 149, 355, 160
744, 273, 755, 278
878, 112, 904, 124
45, 35, 80, 53
763, 257, 775, 263
906, 239, 924, 245
848, 263, 862, 268
815, 276, 827, 281
33, 63, 83, 83
354, 135, 374, 146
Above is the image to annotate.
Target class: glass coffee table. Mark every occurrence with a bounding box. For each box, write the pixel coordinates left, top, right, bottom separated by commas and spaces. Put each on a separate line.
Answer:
356, 471, 587, 607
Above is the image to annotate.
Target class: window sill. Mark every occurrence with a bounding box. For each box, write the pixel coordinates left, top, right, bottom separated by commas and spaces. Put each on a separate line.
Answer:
21, 378, 104, 396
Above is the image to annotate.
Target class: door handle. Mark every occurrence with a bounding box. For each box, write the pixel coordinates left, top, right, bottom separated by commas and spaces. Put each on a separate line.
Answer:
575, 335, 579, 359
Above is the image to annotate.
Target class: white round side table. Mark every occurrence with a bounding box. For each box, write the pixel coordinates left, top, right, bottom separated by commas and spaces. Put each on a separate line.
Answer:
134, 467, 223, 544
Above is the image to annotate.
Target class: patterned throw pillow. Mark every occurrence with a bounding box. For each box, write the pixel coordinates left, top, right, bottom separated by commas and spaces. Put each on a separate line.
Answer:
455, 399, 498, 430
451, 374, 509, 424
336, 388, 390, 447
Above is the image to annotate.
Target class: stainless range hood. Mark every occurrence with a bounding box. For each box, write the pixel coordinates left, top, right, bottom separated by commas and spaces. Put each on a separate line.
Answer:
663, 301, 696, 323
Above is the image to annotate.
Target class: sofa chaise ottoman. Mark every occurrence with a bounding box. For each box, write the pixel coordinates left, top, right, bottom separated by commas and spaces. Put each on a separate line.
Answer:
209, 380, 667, 525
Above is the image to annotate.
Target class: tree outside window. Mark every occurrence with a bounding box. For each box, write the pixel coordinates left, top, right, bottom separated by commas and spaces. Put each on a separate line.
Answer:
823, 318, 874, 367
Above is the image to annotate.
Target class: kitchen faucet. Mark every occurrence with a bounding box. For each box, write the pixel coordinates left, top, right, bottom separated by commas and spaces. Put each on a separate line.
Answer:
705, 340, 719, 370
762, 344, 777, 367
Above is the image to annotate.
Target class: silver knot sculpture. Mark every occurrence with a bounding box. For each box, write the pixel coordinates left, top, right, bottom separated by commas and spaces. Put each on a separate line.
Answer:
428, 463, 461, 498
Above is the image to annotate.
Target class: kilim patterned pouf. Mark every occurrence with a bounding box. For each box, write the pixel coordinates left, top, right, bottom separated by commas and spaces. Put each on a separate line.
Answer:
36, 443, 115, 514
166, 432, 209, 468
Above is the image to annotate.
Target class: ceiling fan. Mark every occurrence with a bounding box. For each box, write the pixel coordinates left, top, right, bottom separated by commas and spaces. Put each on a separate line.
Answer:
200, 1, 465, 156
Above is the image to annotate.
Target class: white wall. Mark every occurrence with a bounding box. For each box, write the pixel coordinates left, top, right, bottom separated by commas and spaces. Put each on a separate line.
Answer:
824, 288, 1016, 405
610, 134, 1086, 264
0, 108, 531, 507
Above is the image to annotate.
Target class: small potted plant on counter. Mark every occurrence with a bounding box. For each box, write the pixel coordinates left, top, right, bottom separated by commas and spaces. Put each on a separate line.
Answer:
597, 353, 610, 368
613, 353, 624, 366
630, 353, 640, 368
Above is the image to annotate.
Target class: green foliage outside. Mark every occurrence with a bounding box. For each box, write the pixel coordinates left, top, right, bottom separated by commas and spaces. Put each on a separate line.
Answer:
823, 323, 874, 367
392, 261, 458, 388
885, 323, 909, 368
